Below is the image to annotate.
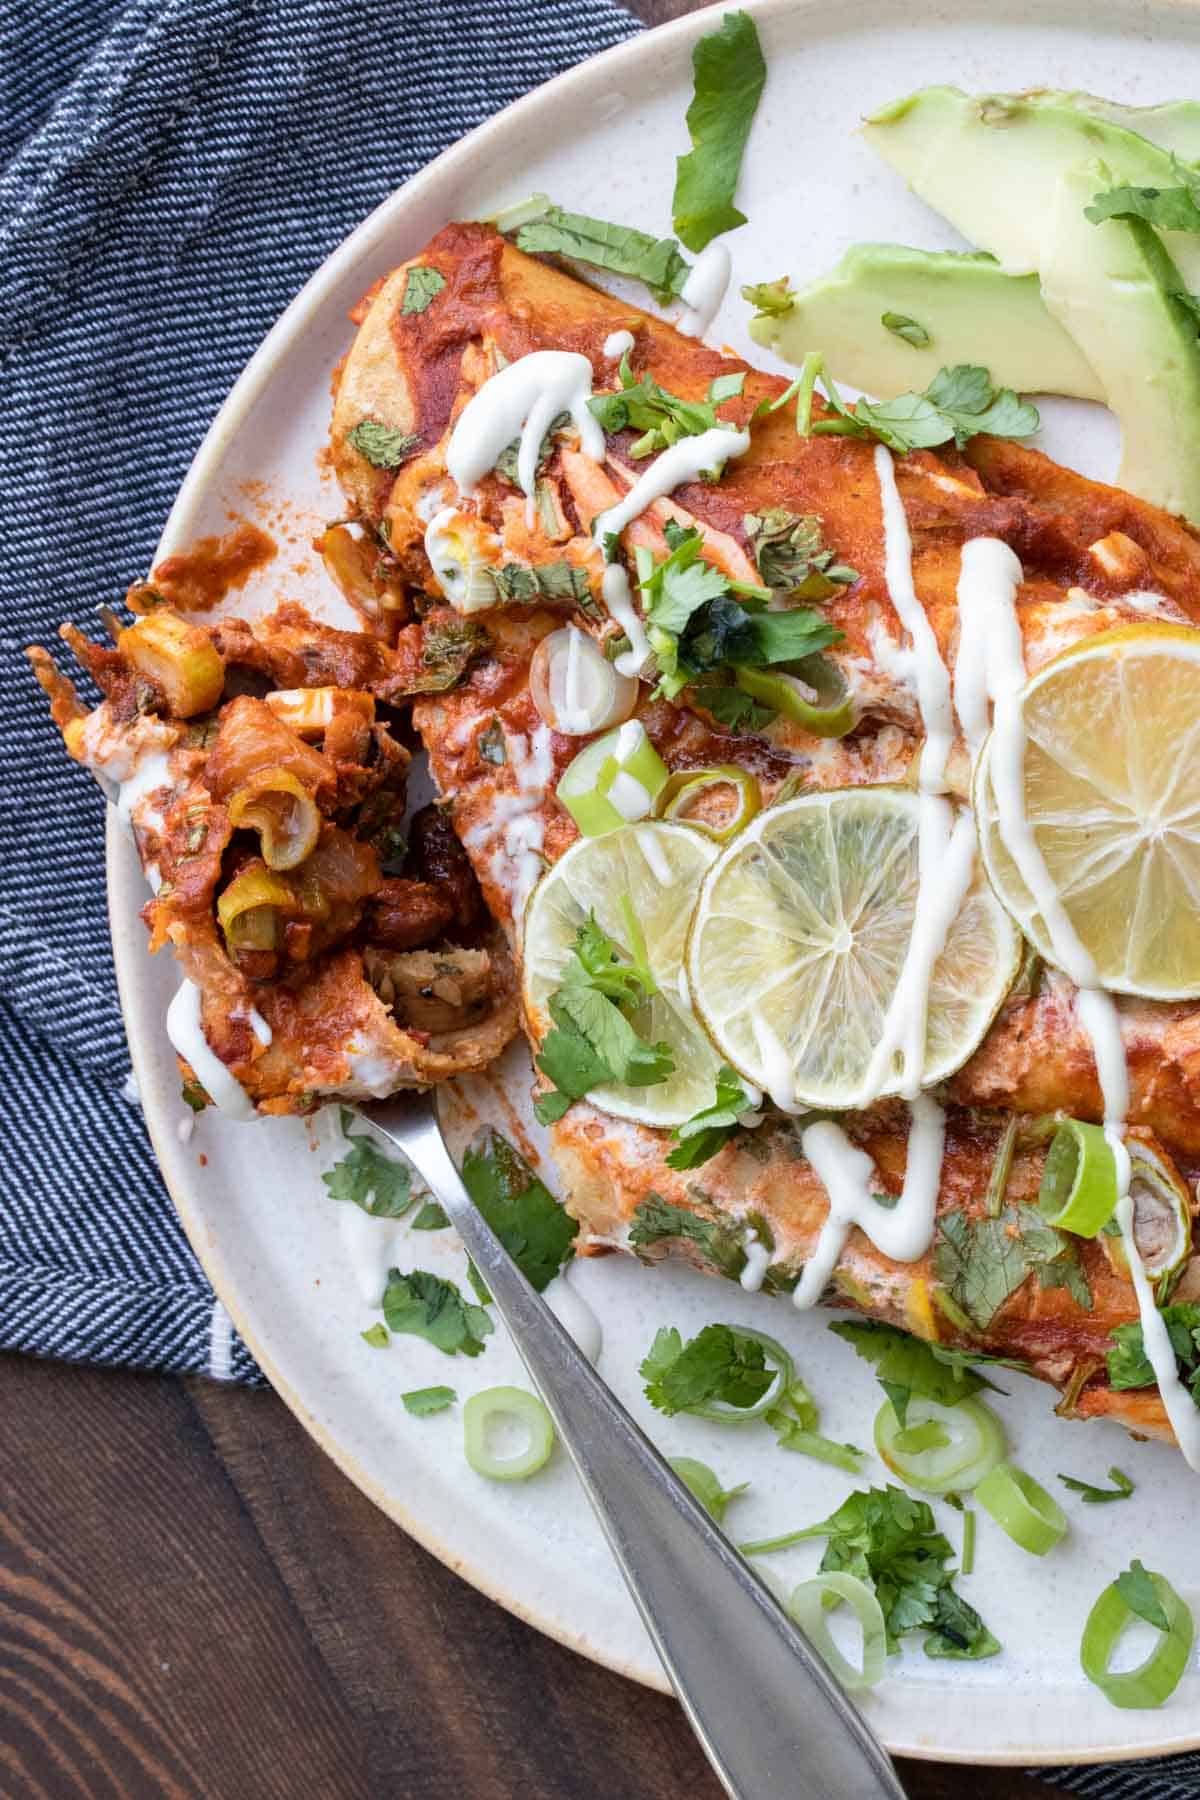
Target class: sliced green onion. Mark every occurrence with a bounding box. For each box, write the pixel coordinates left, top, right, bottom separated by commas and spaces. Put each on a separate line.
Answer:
1100, 1140, 1193, 1290
556, 721, 668, 837
463, 1386, 555, 1481
669, 1456, 747, 1522
787, 1572, 888, 1692
656, 765, 761, 842
1038, 1118, 1118, 1236
1081, 1567, 1195, 1709
874, 1397, 1006, 1495
962, 1510, 976, 1577
692, 1327, 794, 1425
734, 653, 856, 738
975, 1462, 1068, 1556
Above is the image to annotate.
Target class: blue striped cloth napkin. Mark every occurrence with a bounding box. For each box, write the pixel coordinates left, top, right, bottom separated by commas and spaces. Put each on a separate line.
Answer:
1, 4, 1196, 1788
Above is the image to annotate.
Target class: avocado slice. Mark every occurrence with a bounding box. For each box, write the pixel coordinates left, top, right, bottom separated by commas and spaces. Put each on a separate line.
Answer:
749, 242, 1103, 402
1028, 91, 1200, 162
1039, 160, 1200, 521
863, 87, 1200, 289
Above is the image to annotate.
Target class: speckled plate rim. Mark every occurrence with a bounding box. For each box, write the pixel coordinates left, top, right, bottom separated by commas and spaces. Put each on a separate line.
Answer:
104, 0, 1200, 1765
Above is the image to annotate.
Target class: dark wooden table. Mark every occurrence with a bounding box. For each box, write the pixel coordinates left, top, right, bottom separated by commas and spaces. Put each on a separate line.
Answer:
0, 2, 1050, 1792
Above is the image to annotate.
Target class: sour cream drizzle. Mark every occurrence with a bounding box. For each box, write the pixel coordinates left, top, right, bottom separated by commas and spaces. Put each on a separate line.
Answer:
445, 351, 604, 524
166, 981, 256, 1122
601, 562, 653, 678
677, 242, 732, 340
958, 540, 1200, 1470
603, 329, 635, 360
591, 427, 751, 543
464, 724, 554, 919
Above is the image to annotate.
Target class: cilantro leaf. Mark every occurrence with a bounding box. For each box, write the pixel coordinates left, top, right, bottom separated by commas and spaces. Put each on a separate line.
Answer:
402, 1385, 456, 1416
924, 1587, 1001, 1660
1058, 1466, 1135, 1504
322, 1110, 415, 1218
934, 1206, 1091, 1332
828, 1319, 1005, 1427
513, 206, 692, 305
401, 266, 446, 315
590, 359, 745, 458
696, 681, 776, 732
743, 508, 858, 597
1107, 1302, 1200, 1402
491, 560, 593, 606
381, 1268, 494, 1357
346, 420, 421, 469
534, 916, 674, 1123
667, 1065, 752, 1170
1115, 1560, 1171, 1633
672, 11, 767, 253
460, 1128, 576, 1292
360, 1323, 390, 1348
1085, 172, 1200, 234
627, 1192, 749, 1280
882, 311, 931, 348
804, 356, 1038, 455
640, 1322, 774, 1416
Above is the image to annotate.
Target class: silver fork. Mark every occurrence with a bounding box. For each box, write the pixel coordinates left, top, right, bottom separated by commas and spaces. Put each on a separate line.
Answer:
364, 1089, 907, 1800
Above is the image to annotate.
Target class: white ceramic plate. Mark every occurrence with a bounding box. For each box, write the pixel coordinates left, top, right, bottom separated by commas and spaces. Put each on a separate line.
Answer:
111, 0, 1200, 1764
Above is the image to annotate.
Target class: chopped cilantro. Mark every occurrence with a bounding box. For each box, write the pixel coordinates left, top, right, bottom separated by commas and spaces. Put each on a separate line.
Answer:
1107, 1302, 1200, 1403
346, 420, 421, 469
795, 355, 1039, 455
766, 1378, 864, 1472
322, 1109, 415, 1218
666, 1065, 753, 1170
1115, 1559, 1171, 1632
381, 1268, 494, 1357
490, 560, 592, 605
460, 1128, 576, 1292
1085, 163, 1200, 234
828, 1319, 1008, 1427
411, 1200, 450, 1231
696, 681, 776, 732
401, 266, 446, 315
744, 1484, 999, 1658
672, 10, 767, 253
402, 1385, 457, 1416
477, 720, 506, 766
627, 1192, 748, 1280
743, 508, 858, 597
181, 1078, 209, 1113
934, 1205, 1091, 1332
512, 204, 691, 305
589, 357, 746, 459
881, 311, 931, 348
640, 1323, 774, 1416
1058, 1466, 1135, 1504
534, 915, 674, 1124
669, 1456, 748, 1522
360, 1323, 390, 1349
412, 616, 488, 694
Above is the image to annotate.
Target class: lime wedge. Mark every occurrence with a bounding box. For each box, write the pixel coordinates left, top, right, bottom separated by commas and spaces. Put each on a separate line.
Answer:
522, 822, 721, 1127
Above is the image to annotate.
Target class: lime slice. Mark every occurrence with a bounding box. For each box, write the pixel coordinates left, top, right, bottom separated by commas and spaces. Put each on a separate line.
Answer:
975, 624, 1200, 998
686, 787, 1020, 1110
522, 822, 721, 1126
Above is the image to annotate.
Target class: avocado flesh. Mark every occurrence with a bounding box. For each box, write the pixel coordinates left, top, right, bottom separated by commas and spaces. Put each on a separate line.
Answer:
863, 86, 1200, 289
1033, 92, 1200, 162
750, 242, 1103, 402
1039, 161, 1200, 522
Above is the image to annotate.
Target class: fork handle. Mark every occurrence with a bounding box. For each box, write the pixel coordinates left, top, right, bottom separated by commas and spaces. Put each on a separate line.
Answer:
367, 1099, 906, 1800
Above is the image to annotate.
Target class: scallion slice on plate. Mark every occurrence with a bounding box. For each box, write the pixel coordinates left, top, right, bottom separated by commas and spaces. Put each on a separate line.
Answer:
556, 720, 669, 836
787, 1572, 888, 1691
975, 1462, 1068, 1556
463, 1386, 555, 1481
1081, 1562, 1195, 1709
874, 1396, 1006, 1495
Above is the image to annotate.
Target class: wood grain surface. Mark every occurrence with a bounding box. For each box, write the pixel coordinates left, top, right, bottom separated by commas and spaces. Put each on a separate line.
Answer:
2, 1, 1054, 1793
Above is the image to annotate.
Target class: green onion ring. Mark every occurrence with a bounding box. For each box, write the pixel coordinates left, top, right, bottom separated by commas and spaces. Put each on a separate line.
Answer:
1081, 1569, 1194, 1708
463, 1386, 555, 1481
690, 1327, 794, 1424
975, 1462, 1068, 1556
1038, 1118, 1118, 1236
787, 1572, 888, 1691
874, 1397, 1007, 1495
556, 724, 669, 837
656, 765, 762, 842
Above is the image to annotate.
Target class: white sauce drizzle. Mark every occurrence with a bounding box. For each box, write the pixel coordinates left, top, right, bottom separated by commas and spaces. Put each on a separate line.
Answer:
601, 562, 652, 678
445, 350, 604, 525
166, 982, 256, 1122
753, 1012, 801, 1115
592, 428, 751, 544
955, 536, 1200, 1471
465, 725, 554, 920
248, 1008, 273, 1047
116, 749, 174, 832
603, 329, 635, 360
677, 242, 732, 340
739, 1229, 771, 1293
